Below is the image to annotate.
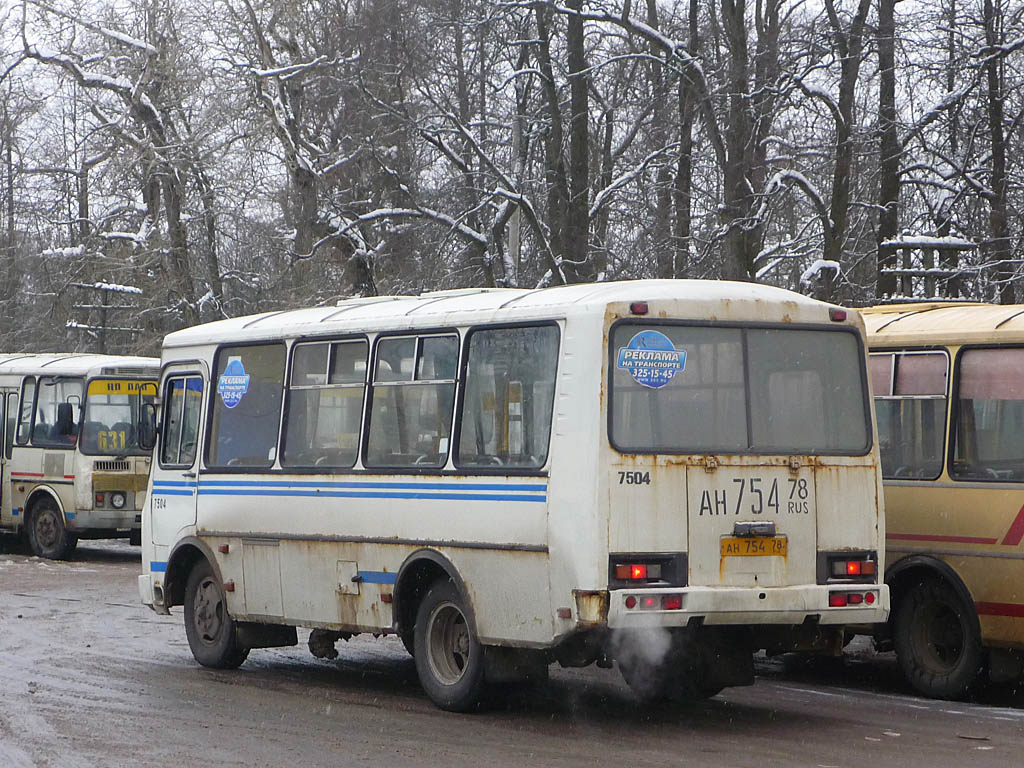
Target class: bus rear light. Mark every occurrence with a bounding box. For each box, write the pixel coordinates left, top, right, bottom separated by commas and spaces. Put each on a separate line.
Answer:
625, 596, 637, 609
830, 557, 877, 579
661, 595, 683, 611
640, 596, 659, 610
614, 563, 662, 581
829, 591, 877, 607
630, 301, 649, 315
829, 308, 847, 322
95, 492, 105, 506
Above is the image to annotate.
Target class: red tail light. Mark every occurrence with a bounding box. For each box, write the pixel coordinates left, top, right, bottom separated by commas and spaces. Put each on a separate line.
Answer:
829, 592, 848, 607
614, 563, 663, 581
661, 595, 683, 611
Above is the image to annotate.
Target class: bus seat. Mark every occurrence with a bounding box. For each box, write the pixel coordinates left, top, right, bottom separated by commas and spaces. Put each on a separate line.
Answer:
52, 402, 77, 442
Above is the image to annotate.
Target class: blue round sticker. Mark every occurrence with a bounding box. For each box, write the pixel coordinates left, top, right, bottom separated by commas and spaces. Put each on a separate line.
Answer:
616, 330, 685, 389
217, 358, 250, 408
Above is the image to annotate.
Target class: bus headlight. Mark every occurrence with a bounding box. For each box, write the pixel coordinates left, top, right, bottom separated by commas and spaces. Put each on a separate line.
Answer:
111, 492, 126, 510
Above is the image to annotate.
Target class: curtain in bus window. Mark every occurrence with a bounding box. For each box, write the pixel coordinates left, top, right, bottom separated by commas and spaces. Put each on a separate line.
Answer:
282, 340, 367, 468
611, 325, 747, 452
32, 377, 84, 448
366, 335, 457, 468
457, 325, 559, 469
953, 347, 1024, 480
208, 344, 285, 468
874, 353, 947, 479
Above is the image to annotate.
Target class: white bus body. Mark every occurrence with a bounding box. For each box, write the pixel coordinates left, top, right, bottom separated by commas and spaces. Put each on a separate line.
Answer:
0, 353, 160, 558
139, 280, 888, 710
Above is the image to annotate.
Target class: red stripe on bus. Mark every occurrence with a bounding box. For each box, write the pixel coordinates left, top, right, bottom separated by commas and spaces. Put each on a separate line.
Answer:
886, 533, 999, 545
63, 475, 75, 480
1000, 504, 1024, 547
976, 601, 1024, 618
11, 472, 45, 478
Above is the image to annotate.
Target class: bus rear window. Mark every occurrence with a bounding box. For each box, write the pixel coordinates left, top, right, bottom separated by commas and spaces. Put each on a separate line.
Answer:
609, 323, 869, 455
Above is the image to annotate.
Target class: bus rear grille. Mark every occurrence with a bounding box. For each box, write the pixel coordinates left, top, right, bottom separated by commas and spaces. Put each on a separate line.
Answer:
94, 460, 131, 472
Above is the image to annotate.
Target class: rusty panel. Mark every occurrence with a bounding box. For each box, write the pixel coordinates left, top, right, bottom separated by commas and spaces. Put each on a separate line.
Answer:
607, 458, 688, 553
815, 464, 880, 552
687, 464, 816, 588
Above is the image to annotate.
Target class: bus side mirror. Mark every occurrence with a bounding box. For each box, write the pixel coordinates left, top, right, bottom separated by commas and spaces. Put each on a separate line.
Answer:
139, 402, 158, 451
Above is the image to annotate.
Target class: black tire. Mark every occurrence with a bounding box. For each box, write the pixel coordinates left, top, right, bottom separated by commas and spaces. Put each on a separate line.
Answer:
183, 559, 249, 669
413, 579, 485, 712
400, 628, 416, 658
893, 578, 983, 699
27, 497, 73, 560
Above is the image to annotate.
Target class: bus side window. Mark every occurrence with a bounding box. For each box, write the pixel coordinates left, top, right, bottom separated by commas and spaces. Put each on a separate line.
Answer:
4, 393, 16, 459
953, 347, 1024, 480
161, 376, 204, 467
282, 339, 367, 468
365, 335, 457, 468
873, 351, 947, 480
208, 344, 285, 468
16, 377, 35, 445
456, 325, 559, 470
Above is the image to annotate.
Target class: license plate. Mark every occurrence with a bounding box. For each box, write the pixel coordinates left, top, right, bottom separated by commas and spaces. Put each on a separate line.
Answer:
720, 536, 788, 557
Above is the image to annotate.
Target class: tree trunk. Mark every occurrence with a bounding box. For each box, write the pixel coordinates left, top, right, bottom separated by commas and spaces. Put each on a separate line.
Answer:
720, 0, 755, 281
984, 0, 1013, 303
564, 0, 591, 282
672, 0, 699, 278
876, 0, 899, 300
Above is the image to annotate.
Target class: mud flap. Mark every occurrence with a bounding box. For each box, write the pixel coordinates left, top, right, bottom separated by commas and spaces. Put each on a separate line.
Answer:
484, 646, 549, 684
235, 622, 297, 649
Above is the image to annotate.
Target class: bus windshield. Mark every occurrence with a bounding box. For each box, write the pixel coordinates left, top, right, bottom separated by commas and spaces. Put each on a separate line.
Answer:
610, 323, 870, 454
81, 379, 158, 456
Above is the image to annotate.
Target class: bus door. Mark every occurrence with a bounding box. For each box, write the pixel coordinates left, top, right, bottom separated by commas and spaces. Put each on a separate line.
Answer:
1, 391, 6, 519
0, 390, 15, 525
150, 365, 207, 546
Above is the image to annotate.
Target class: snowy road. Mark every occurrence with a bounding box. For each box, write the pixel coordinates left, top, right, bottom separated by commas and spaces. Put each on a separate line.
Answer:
1, 539, 1022, 767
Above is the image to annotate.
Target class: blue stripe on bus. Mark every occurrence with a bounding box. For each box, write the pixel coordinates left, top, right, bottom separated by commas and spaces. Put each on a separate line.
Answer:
153, 481, 197, 488
151, 561, 167, 572
195, 488, 546, 503
152, 490, 195, 497
12, 508, 20, 517
358, 570, 397, 585
66, 513, 76, 520
198, 480, 547, 492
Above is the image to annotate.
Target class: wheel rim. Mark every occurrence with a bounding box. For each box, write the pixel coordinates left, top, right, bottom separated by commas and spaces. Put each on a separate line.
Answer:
912, 599, 965, 672
193, 576, 226, 646
34, 508, 60, 549
426, 600, 472, 686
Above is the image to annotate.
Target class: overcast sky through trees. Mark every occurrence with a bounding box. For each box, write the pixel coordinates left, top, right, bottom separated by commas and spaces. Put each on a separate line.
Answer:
2, 0, 1024, 354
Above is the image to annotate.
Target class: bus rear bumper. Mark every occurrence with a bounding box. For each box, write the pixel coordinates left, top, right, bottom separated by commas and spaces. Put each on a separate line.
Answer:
66, 508, 140, 532
605, 584, 889, 628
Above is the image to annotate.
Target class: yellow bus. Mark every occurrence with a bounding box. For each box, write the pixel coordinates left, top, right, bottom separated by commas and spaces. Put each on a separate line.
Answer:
0, 354, 159, 558
864, 303, 1024, 698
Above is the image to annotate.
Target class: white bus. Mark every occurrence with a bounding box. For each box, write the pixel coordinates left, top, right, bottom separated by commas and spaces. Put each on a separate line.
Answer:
138, 280, 888, 710
0, 353, 160, 558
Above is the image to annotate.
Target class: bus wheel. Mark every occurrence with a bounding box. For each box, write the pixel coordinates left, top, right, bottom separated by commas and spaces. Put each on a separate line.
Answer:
894, 578, 983, 699
413, 579, 485, 711
27, 497, 73, 560
184, 559, 249, 669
